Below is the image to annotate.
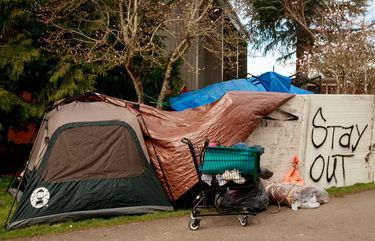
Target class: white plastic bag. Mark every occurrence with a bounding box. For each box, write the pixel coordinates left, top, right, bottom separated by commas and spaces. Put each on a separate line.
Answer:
265, 182, 329, 211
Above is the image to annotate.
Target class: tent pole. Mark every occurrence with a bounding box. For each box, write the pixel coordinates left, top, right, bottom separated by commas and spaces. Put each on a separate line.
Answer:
3, 113, 47, 229
3, 161, 30, 229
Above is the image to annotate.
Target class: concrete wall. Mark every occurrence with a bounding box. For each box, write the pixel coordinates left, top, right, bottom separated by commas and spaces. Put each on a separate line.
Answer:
246, 95, 375, 188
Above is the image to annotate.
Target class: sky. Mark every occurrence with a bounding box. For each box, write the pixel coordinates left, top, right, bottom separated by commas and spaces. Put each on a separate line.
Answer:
246, 0, 375, 77
247, 52, 295, 76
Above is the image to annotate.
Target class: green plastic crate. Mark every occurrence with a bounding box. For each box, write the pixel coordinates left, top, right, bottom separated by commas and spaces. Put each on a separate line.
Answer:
199, 146, 259, 178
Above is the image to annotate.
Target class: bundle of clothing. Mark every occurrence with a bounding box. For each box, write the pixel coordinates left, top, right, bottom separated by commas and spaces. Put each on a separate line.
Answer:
265, 182, 329, 210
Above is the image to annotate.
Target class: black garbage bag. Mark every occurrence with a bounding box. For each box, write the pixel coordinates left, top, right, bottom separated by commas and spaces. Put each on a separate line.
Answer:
259, 167, 273, 179
221, 180, 269, 211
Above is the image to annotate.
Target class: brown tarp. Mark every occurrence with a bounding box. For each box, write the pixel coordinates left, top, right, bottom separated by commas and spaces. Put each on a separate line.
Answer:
127, 91, 294, 201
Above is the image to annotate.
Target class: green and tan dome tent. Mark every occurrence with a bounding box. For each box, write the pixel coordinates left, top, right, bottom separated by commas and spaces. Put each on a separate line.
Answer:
5, 93, 173, 229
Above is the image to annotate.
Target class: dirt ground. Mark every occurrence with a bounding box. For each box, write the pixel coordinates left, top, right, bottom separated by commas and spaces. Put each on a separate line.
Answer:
11, 189, 375, 241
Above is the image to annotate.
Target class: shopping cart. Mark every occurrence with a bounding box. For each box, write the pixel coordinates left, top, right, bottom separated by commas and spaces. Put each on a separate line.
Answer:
181, 138, 261, 230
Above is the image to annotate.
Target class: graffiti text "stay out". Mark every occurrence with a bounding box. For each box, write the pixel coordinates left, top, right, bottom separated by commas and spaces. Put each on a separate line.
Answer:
311, 107, 368, 151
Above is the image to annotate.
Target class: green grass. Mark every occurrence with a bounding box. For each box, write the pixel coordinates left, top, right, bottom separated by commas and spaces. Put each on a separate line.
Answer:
0, 210, 190, 240
0, 176, 14, 235
326, 182, 375, 197
1, 175, 375, 240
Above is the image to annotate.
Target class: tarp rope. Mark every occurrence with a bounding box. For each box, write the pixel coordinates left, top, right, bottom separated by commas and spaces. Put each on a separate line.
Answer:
144, 93, 169, 108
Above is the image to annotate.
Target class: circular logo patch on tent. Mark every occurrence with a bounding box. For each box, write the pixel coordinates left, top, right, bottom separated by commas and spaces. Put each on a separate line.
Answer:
30, 187, 50, 208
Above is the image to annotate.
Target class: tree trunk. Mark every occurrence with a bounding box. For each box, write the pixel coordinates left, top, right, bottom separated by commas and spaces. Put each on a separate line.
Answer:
1, 122, 9, 144
157, 60, 174, 109
295, 24, 313, 73
157, 39, 190, 109
124, 64, 144, 103
335, 75, 340, 94
134, 78, 144, 103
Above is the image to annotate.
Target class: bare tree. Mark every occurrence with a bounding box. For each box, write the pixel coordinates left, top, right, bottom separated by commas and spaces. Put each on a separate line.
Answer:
157, 0, 213, 108
157, 0, 247, 108
42, 0, 247, 108
298, 2, 375, 94
43, 0, 169, 103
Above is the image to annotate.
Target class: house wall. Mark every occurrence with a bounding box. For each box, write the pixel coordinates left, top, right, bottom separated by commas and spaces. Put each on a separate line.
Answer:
8, 123, 37, 145
179, 35, 247, 91
163, 1, 247, 91
181, 42, 200, 90
7, 91, 37, 145
197, 44, 223, 89
246, 95, 375, 188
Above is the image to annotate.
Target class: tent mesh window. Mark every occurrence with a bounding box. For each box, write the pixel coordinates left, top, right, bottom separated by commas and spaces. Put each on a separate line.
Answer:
41, 123, 146, 182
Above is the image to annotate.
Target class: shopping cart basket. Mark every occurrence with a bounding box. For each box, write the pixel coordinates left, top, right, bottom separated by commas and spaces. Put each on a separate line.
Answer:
181, 138, 261, 230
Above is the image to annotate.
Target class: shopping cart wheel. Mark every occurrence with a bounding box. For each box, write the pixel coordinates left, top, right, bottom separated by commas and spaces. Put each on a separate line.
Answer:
189, 219, 200, 230
237, 215, 248, 226
191, 208, 201, 217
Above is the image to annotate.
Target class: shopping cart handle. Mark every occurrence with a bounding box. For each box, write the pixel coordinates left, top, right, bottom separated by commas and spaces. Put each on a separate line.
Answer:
181, 138, 192, 145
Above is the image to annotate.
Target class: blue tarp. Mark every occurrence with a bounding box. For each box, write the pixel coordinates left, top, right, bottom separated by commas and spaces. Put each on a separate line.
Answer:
169, 71, 313, 111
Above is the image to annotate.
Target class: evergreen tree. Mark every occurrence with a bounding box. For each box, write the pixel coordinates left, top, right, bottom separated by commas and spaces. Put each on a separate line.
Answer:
243, 0, 368, 71
1, 0, 42, 141
0, 0, 96, 143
